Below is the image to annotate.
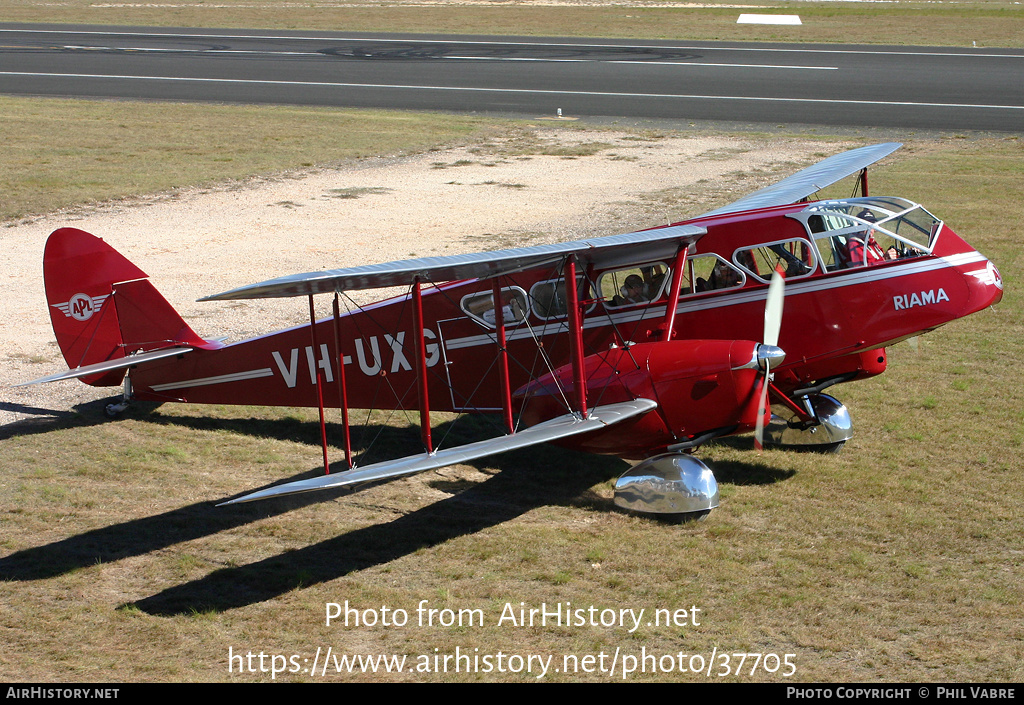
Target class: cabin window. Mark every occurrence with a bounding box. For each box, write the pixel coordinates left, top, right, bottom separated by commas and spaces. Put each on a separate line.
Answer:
807, 213, 854, 271
686, 254, 746, 295
733, 238, 816, 283
460, 286, 529, 329
599, 263, 669, 308
529, 275, 593, 320
797, 198, 938, 272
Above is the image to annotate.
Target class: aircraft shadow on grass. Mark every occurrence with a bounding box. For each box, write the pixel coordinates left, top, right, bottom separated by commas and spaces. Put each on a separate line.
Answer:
0, 399, 104, 440
1, 399, 794, 616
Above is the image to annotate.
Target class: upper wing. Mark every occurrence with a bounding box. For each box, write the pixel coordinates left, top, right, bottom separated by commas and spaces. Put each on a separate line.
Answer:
219, 399, 658, 504
697, 142, 902, 218
201, 143, 901, 302
200, 224, 706, 301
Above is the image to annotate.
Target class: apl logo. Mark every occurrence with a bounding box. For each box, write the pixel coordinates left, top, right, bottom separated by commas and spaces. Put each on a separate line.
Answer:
52, 293, 109, 322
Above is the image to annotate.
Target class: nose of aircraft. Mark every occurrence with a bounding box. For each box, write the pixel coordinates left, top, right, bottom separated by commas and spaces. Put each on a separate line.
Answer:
961, 258, 1004, 316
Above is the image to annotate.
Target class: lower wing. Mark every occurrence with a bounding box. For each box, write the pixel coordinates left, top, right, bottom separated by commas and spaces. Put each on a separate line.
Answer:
219, 399, 657, 505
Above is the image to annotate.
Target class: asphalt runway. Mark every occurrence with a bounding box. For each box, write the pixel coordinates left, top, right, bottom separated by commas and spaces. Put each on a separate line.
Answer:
2, 24, 1022, 131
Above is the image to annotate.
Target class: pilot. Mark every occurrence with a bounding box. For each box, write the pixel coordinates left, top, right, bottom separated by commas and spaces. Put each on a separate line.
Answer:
613, 274, 647, 305
846, 210, 886, 267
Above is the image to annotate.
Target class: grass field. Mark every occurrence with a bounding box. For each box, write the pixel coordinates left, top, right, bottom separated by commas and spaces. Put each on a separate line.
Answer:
2, 0, 1024, 48
1, 0, 1022, 684
1, 113, 1021, 681
1, 98, 499, 222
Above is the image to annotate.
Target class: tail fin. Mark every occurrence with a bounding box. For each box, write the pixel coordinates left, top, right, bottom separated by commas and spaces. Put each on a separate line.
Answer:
43, 227, 206, 386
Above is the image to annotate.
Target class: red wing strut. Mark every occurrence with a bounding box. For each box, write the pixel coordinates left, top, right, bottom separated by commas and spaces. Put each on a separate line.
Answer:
219, 399, 657, 505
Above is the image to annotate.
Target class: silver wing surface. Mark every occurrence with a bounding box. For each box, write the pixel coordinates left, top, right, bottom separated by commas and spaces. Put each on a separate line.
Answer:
200, 224, 705, 301
698, 142, 902, 218
219, 399, 658, 504
15, 347, 195, 387
201, 143, 901, 302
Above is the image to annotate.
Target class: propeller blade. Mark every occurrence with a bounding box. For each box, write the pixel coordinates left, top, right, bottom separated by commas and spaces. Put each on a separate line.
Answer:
754, 358, 771, 452
763, 264, 786, 348
756, 264, 786, 451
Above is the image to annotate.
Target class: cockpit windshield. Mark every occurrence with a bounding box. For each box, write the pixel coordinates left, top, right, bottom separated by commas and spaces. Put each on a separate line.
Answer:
792, 197, 942, 272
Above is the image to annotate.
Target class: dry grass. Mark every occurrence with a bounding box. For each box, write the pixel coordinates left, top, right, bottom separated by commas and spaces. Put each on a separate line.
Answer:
2, 1, 1023, 48
0, 2, 1019, 680
0, 97, 495, 222
1, 2, 1021, 681
1, 132, 1022, 682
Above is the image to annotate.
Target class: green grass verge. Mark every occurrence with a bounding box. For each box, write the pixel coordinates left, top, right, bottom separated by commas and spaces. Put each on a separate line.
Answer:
1, 97, 496, 222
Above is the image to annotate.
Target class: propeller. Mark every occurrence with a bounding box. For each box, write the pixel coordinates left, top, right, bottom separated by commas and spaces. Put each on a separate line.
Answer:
754, 265, 786, 451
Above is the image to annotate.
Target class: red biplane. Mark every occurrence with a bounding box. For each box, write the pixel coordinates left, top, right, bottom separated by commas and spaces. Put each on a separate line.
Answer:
24, 143, 1003, 518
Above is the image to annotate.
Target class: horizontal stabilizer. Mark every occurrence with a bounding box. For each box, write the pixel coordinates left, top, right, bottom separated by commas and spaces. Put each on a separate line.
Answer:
699, 142, 902, 218
220, 399, 658, 505
16, 347, 194, 387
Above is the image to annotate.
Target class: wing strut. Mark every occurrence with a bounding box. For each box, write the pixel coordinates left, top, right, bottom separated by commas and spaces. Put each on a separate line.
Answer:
332, 293, 354, 470
491, 279, 515, 434
661, 244, 690, 341
411, 278, 433, 453
308, 294, 331, 475
564, 255, 588, 419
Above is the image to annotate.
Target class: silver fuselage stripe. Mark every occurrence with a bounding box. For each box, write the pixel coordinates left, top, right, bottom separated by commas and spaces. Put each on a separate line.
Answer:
150, 368, 274, 392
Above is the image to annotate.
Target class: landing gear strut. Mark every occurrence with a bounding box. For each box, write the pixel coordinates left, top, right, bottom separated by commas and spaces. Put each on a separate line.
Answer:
104, 376, 133, 419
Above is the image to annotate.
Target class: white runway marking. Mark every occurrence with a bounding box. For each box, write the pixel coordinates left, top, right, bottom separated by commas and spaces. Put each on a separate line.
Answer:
3, 71, 1022, 112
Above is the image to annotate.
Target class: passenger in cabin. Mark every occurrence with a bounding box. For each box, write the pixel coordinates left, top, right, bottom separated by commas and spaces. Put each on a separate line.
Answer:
708, 260, 741, 290
735, 249, 758, 277
482, 304, 518, 326
613, 274, 648, 305
468, 289, 524, 326
646, 270, 667, 298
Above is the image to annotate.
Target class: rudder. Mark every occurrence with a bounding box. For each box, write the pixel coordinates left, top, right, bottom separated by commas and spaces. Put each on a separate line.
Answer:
43, 227, 205, 386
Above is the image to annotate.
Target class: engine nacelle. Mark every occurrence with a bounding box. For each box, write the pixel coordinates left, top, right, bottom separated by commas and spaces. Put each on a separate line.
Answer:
514, 339, 764, 458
